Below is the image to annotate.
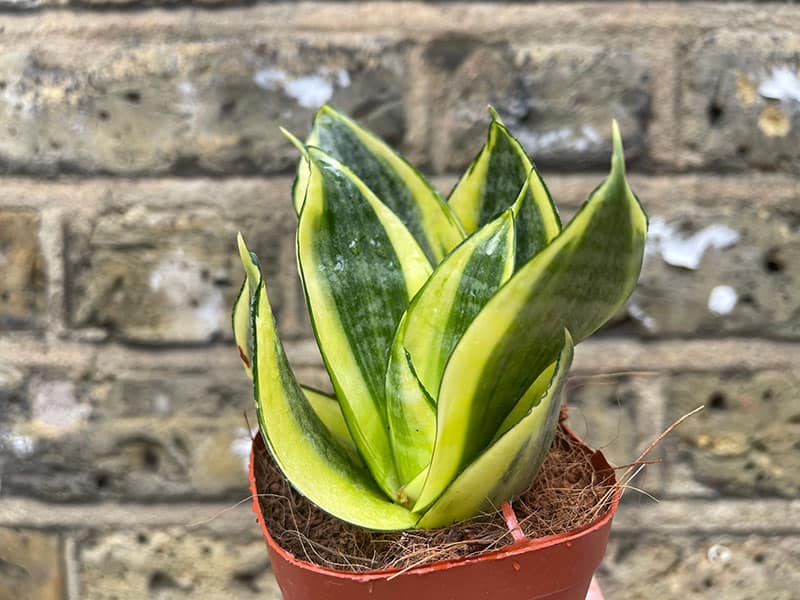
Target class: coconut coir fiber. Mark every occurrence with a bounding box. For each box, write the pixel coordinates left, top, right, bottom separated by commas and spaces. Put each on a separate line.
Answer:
255, 414, 614, 573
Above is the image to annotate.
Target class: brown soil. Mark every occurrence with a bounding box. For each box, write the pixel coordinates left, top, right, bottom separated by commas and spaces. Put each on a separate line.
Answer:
254, 414, 614, 573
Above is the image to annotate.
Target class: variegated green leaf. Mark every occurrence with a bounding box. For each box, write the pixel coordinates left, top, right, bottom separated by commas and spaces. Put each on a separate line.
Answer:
283, 127, 312, 214
298, 146, 433, 498
303, 386, 362, 464
385, 315, 436, 488
234, 236, 362, 463
417, 331, 573, 528
232, 234, 264, 378
300, 105, 465, 263
415, 122, 647, 512
232, 277, 253, 379
448, 110, 560, 267
385, 210, 516, 485
242, 237, 416, 531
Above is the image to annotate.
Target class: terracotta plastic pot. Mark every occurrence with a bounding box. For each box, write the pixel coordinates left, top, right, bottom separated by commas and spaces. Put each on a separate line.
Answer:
249, 426, 619, 600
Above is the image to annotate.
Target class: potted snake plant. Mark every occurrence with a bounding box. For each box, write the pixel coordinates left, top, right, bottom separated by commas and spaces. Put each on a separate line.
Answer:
234, 105, 647, 599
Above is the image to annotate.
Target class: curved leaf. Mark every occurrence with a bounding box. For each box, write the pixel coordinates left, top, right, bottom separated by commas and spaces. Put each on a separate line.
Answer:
242, 238, 416, 531
418, 331, 573, 529
385, 211, 516, 484
232, 278, 253, 379
303, 105, 465, 263
234, 237, 362, 464
232, 234, 263, 379
303, 386, 362, 465
448, 111, 560, 265
297, 146, 432, 498
283, 127, 312, 214
415, 122, 647, 512
385, 316, 437, 487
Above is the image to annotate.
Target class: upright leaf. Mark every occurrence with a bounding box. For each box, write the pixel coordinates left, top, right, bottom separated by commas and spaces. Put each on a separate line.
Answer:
298, 146, 432, 498
418, 331, 573, 529
301, 105, 465, 263
385, 316, 437, 488
232, 278, 253, 379
415, 122, 647, 511
233, 236, 363, 464
448, 111, 560, 266
241, 238, 416, 531
385, 211, 515, 484
303, 386, 362, 464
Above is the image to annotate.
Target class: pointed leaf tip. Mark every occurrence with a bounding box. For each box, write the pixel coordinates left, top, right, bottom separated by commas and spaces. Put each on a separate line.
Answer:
237, 234, 260, 290
280, 127, 309, 158
488, 105, 504, 124
611, 119, 625, 176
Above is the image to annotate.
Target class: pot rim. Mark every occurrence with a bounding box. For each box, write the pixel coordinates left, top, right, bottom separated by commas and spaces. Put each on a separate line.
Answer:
249, 423, 620, 582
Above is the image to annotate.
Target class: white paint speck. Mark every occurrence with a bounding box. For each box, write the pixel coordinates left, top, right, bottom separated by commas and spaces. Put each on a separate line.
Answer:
758, 67, 800, 103
647, 217, 739, 270
518, 126, 604, 154
708, 285, 738, 315
148, 250, 226, 341
284, 76, 334, 109
194, 293, 224, 333
31, 380, 90, 433
0, 431, 35, 456
253, 68, 344, 108
231, 427, 258, 473
149, 270, 163, 291
519, 127, 572, 151
153, 393, 171, 414
573, 126, 603, 152
707, 544, 732, 563
628, 302, 657, 331
337, 69, 351, 88
253, 68, 285, 91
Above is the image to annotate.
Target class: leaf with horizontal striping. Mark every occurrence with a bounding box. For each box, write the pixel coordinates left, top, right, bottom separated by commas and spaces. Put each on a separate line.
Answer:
242, 236, 416, 531
305, 105, 465, 263
414, 122, 647, 512
298, 145, 432, 498
385, 210, 516, 485
417, 331, 573, 529
448, 109, 560, 266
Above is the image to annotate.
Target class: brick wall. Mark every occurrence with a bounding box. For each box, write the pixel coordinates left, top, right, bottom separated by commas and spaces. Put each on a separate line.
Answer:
1, 3, 799, 599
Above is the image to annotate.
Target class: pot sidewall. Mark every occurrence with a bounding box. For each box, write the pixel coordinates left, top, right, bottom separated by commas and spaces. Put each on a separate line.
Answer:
249, 429, 619, 600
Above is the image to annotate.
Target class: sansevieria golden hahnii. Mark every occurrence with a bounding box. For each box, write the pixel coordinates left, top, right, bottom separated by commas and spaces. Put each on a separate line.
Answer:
233, 105, 647, 530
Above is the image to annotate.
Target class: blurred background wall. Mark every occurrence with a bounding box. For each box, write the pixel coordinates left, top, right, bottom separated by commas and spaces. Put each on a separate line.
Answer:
0, 2, 798, 599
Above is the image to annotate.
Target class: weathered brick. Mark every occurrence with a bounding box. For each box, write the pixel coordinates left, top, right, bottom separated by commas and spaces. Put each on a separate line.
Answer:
664, 371, 800, 499
563, 377, 640, 470
563, 374, 664, 496
0, 360, 25, 420
99, 368, 251, 419
0, 528, 64, 600
69, 203, 302, 344
77, 528, 280, 599
625, 204, 800, 338
0, 37, 407, 175
598, 534, 800, 599
1, 409, 254, 501
0, 211, 45, 329
681, 31, 800, 173
428, 40, 651, 172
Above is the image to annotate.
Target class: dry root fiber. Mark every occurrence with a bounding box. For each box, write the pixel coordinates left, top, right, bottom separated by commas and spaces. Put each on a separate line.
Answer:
255, 418, 614, 573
